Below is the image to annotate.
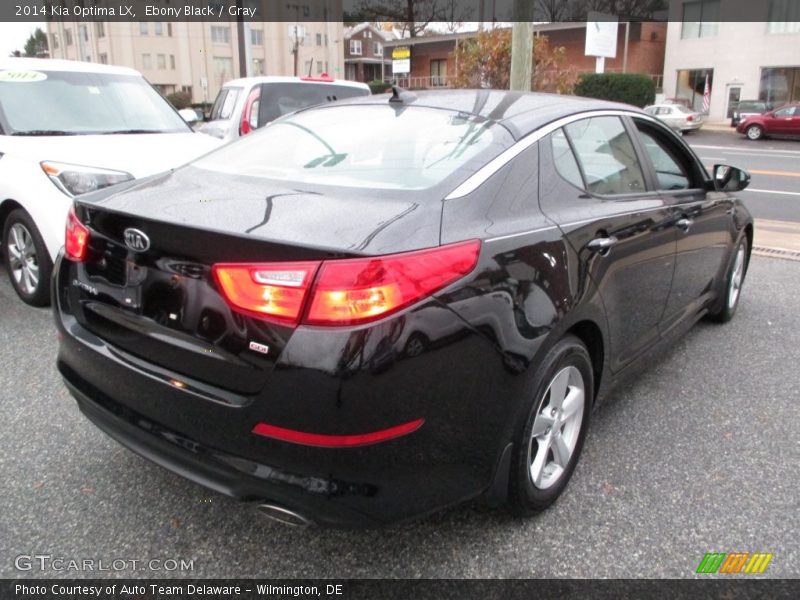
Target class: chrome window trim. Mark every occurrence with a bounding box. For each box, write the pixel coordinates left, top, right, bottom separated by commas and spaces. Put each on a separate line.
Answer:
445, 109, 664, 200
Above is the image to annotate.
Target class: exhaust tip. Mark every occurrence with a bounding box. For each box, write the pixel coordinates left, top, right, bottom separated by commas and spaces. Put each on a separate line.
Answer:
256, 503, 314, 528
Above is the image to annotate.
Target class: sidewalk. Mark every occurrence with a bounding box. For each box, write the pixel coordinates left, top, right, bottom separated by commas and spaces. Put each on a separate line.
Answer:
753, 219, 800, 261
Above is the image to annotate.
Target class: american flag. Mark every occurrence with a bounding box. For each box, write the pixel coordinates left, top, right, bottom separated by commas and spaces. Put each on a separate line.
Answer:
702, 74, 711, 113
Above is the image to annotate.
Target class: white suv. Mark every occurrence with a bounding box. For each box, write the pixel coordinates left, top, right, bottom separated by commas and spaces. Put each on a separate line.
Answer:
0, 58, 222, 306
200, 75, 370, 143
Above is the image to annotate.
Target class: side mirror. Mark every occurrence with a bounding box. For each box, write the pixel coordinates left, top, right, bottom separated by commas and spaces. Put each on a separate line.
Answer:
713, 164, 750, 192
178, 108, 199, 124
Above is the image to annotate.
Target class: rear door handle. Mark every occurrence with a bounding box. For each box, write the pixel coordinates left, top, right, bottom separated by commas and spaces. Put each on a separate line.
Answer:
676, 218, 693, 231
587, 236, 618, 253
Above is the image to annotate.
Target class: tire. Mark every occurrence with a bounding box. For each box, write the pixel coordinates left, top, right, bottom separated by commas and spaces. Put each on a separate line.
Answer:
708, 234, 748, 323
746, 124, 764, 140
2, 208, 53, 307
509, 334, 593, 515
403, 332, 428, 358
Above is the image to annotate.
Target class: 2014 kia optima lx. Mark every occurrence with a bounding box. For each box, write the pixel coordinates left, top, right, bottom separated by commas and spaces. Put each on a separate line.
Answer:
54, 89, 753, 527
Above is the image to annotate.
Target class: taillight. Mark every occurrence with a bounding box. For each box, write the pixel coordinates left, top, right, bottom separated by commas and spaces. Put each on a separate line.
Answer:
305, 241, 481, 326
212, 262, 319, 325
65, 206, 89, 262
239, 87, 261, 136
213, 240, 480, 327
687, 115, 694, 122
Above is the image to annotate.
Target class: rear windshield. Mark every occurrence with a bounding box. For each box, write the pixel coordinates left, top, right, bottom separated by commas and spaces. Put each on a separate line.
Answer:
737, 101, 766, 112
259, 82, 370, 123
0, 69, 190, 135
193, 104, 510, 191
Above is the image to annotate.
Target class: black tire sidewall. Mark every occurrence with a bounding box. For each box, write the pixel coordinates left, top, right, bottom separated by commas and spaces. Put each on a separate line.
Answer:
510, 335, 594, 514
2, 208, 53, 307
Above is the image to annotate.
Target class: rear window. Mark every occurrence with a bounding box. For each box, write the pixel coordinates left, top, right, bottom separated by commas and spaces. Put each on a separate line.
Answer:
259, 82, 369, 124
737, 101, 766, 112
193, 104, 510, 190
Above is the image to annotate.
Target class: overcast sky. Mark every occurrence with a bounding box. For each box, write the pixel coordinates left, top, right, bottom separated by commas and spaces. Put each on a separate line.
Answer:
0, 22, 44, 57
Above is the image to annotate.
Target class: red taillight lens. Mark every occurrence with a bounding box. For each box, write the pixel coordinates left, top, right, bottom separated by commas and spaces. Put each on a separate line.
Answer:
212, 262, 320, 325
305, 240, 480, 326
239, 87, 261, 136
213, 240, 480, 327
65, 207, 89, 262
687, 115, 694, 122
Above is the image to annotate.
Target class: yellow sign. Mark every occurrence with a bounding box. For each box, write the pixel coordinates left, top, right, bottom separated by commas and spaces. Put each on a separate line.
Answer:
392, 47, 411, 60
0, 70, 48, 83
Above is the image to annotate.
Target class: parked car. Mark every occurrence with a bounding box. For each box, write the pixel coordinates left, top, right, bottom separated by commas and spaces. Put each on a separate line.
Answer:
0, 58, 222, 306
199, 75, 370, 142
736, 103, 800, 140
644, 103, 704, 133
54, 89, 752, 527
730, 99, 773, 127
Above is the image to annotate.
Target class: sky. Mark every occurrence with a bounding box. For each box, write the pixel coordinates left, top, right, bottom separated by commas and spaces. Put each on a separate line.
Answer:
0, 22, 44, 57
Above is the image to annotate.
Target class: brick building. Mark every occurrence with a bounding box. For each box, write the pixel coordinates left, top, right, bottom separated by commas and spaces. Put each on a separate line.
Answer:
343, 23, 394, 83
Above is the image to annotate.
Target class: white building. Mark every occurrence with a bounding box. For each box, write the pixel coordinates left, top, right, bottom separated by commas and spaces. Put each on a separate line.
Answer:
662, 1, 800, 122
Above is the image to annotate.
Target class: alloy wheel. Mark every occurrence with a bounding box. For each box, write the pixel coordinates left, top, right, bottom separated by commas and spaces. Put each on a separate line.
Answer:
728, 242, 746, 310
7, 223, 40, 295
527, 365, 585, 490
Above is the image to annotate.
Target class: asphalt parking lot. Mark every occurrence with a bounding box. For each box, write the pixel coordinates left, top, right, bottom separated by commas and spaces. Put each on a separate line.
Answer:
0, 256, 798, 579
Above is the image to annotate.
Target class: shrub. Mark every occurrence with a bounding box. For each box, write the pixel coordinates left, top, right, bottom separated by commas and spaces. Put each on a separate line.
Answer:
574, 73, 655, 108
166, 91, 192, 110
368, 80, 391, 94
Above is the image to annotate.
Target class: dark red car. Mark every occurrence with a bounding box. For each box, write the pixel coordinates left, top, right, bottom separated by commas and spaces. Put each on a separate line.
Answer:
736, 103, 800, 140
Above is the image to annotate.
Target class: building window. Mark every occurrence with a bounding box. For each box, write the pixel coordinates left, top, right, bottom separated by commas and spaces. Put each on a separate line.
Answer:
251, 29, 263, 45
139, 22, 149, 36
316, 33, 322, 46
768, 0, 800, 31
431, 59, 448, 87
211, 26, 231, 44
760, 67, 800, 105
212, 57, 233, 83
681, 1, 720, 38
253, 58, 265, 75
50, 33, 59, 50
157, 54, 166, 70
170, 55, 176, 70
99, 53, 108, 65
350, 39, 362, 55
167, 23, 173, 37
65, 29, 73, 46
304, 32, 311, 47
79, 25, 88, 42
374, 42, 383, 56
676, 68, 714, 112
325, 34, 328, 46
316, 60, 323, 74
155, 22, 163, 36
142, 54, 152, 70
95, 23, 105, 38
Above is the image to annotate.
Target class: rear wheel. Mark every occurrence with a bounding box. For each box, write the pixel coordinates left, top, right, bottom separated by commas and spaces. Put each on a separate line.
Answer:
509, 335, 593, 514
708, 235, 748, 323
746, 124, 764, 140
2, 209, 52, 306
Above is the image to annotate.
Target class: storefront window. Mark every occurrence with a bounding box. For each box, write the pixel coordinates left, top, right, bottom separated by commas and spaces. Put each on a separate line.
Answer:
676, 69, 714, 112
760, 67, 800, 105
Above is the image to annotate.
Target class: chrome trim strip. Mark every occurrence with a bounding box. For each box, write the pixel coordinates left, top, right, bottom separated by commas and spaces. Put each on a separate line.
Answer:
485, 226, 558, 243
445, 109, 657, 200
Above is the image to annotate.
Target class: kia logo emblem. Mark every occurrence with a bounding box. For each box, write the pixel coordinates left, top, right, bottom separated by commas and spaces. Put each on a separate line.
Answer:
123, 228, 150, 252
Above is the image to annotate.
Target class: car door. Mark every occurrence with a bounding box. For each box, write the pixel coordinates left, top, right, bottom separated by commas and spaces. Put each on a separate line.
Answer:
784, 106, 800, 134
629, 116, 733, 334
538, 115, 677, 372
768, 106, 797, 134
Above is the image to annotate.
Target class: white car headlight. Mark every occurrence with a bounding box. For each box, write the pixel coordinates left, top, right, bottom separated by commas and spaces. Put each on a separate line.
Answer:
41, 161, 134, 197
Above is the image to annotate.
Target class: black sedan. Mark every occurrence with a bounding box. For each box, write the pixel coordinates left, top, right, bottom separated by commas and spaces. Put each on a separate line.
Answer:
54, 89, 753, 527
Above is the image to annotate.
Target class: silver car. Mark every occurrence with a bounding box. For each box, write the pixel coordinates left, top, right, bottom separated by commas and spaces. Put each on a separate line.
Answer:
200, 76, 370, 143
644, 103, 704, 133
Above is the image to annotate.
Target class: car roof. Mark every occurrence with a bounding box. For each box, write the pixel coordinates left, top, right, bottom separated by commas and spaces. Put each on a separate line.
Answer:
223, 75, 370, 90
327, 89, 646, 140
0, 57, 141, 77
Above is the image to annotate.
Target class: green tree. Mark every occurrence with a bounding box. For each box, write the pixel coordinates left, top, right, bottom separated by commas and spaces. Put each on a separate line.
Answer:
23, 27, 48, 57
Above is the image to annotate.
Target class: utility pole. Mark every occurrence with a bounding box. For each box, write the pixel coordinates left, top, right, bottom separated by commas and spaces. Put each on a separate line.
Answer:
236, 0, 247, 77
287, 3, 303, 76
509, 0, 534, 91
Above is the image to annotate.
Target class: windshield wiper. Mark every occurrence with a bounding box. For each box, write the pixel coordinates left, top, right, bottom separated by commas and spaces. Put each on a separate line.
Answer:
97, 129, 165, 135
11, 130, 79, 136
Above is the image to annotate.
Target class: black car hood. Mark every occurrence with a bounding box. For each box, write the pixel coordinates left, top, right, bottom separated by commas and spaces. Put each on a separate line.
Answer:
80, 166, 442, 255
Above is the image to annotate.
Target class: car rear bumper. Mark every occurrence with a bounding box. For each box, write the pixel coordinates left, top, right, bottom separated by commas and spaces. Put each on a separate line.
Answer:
54, 255, 520, 526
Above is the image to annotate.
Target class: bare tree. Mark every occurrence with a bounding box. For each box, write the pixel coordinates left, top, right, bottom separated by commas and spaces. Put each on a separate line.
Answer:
357, 0, 448, 37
